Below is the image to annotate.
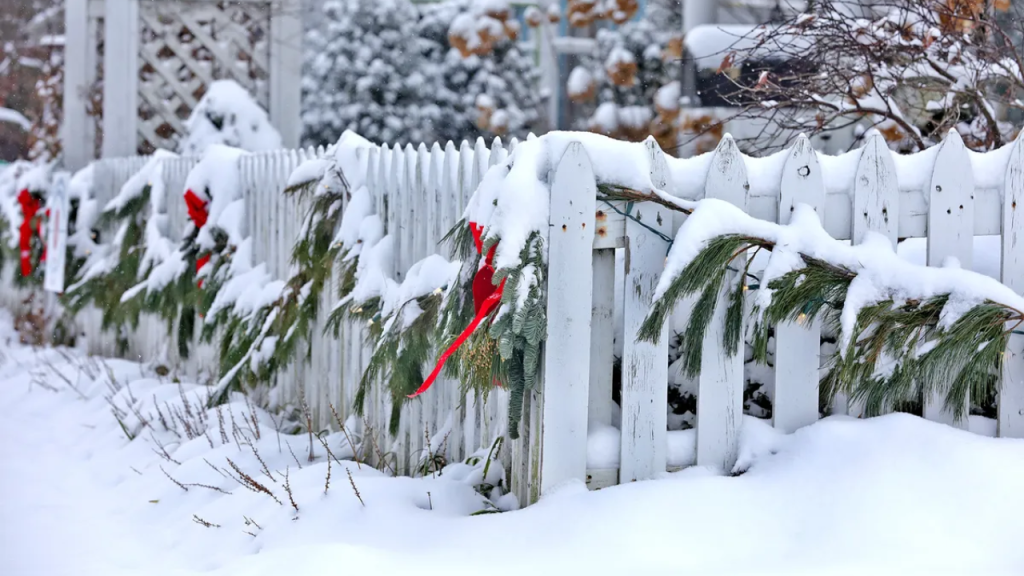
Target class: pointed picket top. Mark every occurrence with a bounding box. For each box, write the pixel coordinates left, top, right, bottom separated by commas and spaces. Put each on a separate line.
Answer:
926, 128, 974, 269
527, 132, 538, 141
490, 136, 507, 167
473, 137, 490, 189
705, 134, 749, 206
508, 137, 519, 153
780, 133, 825, 224
644, 136, 671, 190
853, 131, 899, 246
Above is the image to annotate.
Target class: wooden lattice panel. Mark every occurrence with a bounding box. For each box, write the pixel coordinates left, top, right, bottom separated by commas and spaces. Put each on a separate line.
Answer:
137, 0, 270, 153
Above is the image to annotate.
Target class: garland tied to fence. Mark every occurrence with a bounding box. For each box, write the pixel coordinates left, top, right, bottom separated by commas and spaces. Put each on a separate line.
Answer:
601, 186, 1024, 419
208, 163, 350, 404
411, 221, 505, 398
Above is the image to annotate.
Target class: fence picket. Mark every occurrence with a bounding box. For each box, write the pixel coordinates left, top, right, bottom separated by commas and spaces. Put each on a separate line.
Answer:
774, 135, 827, 433
697, 136, 748, 472
999, 133, 1024, 438
835, 133, 901, 418
540, 141, 596, 494
618, 139, 672, 482
923, 131, 974, 428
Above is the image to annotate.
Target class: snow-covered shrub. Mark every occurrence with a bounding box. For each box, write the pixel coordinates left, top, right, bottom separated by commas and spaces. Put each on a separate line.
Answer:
301, 0, 544, 147
567, 0, 682, 150
179, 80, 282, 157
302, 0, 437, 146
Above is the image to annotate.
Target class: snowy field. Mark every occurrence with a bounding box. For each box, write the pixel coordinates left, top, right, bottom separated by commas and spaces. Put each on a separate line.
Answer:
1, 311, 1024, 575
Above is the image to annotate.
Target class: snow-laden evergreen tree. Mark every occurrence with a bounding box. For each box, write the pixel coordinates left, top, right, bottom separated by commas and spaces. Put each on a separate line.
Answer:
421, 0, 545, 142
301, 0, 442, 147
564, 1, 682, 149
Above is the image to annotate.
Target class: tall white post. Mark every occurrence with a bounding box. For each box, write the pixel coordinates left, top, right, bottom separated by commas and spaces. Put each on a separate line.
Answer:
62, 0, 95, 170
538, 21, 559, 131
684, 0, 718, 34
269, 0, 303, 148
101, 0, 139, 158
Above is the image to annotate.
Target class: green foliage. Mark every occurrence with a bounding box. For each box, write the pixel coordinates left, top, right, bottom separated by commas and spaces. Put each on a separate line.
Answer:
358, 292, 442, 435
63, 187, 154, 330
431, 223, 546, 440
211, 172, 347, 402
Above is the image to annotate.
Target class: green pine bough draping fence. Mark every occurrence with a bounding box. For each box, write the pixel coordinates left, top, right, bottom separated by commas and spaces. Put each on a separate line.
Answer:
3, 129, 1023, 507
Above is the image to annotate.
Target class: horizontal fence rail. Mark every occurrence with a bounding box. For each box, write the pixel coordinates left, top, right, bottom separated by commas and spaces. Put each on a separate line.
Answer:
4, 129, 1022, 507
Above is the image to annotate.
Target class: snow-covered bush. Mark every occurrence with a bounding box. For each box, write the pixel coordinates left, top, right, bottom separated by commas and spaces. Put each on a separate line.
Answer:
179, 80, 282, 157
566, 0, 682, 150
433, 0, 545, 140
301, 0, 544, 147
302, 0, 438, 146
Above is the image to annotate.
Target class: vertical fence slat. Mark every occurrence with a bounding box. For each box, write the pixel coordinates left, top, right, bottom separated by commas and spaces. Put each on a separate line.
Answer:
836, 133, 900, 417
540, 141, 596, 494
923, 131, 974, 428
697, 136, 748, 472
774, 135, 826, 433
618, 139, 672, 482
999, 133, 1024, 438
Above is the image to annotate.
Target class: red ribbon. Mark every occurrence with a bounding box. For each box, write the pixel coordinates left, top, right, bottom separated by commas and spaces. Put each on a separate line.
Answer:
184, 189, 210, 287
17, 189, 42, 277
410, 221, 504, 398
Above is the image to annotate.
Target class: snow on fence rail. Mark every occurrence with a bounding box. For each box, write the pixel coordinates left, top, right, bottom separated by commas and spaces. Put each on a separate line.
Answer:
36, 129, 1024, 506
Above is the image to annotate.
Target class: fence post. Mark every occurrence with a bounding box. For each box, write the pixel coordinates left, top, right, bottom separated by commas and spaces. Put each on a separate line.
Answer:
774, 134, 826, 433
697, 136, 748, 472
618, 139, 672, 482
62, 0, 96, 170
102, 0, 140, 157
999, 132, 1024, 438
540, 142, 596, 494
923, 131, 973, 428
269, 0, 303, 148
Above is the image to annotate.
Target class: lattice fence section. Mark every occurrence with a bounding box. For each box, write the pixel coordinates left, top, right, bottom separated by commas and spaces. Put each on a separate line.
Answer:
137, 0, 271, 153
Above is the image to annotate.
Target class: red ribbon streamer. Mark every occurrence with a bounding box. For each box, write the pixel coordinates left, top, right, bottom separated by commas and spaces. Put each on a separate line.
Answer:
410, 221, 504, 398
184, 189, 210, 287
17, 189, 41, 277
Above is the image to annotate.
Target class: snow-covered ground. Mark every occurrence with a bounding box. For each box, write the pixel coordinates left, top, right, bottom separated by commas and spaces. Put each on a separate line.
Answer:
2, 311, 1024, 575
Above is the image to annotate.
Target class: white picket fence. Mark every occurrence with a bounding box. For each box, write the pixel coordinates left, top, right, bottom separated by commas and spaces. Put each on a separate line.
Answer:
9, 129, 1023, 507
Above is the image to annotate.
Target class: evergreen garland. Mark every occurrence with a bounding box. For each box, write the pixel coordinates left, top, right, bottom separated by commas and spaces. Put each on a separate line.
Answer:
639, 232, 1024, 420
428, 220, 546, 440
209, 167, 348, 403
62, 185, 150, 332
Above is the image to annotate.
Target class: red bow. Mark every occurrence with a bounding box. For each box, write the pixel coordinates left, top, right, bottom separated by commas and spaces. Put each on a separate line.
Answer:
184, 189, 210, 287
17, 189, 44, 277
410, 222, 505, 398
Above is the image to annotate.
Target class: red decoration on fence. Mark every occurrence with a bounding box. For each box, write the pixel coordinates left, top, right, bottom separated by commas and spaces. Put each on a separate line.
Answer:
184, 189, 210, 287
17, 189, 43, 277
410, 221, 505, 398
